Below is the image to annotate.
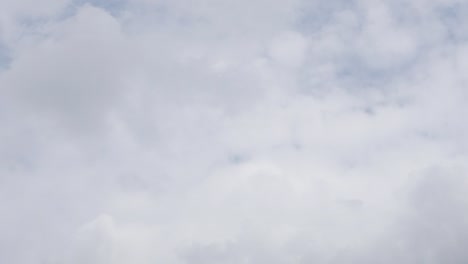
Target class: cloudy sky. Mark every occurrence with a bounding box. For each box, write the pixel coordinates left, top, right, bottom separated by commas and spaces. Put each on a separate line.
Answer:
1, 0, 468, 263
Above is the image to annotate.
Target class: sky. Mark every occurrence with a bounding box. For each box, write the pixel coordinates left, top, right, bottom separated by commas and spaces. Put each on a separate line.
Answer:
1, 0, 468, 263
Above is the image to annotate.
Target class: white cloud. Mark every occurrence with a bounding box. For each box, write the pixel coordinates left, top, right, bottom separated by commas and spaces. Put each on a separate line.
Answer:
1, 0, 468, 263
268, 31, 307, 68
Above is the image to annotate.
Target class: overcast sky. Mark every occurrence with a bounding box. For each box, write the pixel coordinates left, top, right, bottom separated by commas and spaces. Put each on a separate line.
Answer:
1, 0, 468, 263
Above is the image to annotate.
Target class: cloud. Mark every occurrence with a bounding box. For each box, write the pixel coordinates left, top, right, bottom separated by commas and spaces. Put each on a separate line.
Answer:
1, 0, 468, 263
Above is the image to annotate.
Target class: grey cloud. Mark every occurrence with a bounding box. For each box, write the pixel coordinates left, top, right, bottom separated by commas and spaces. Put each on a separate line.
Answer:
2, 4, 129, 137
0, 43, 11, 71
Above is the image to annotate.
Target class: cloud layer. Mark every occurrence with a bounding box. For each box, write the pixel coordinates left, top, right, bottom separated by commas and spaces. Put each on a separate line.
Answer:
1, 0, 468, 263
